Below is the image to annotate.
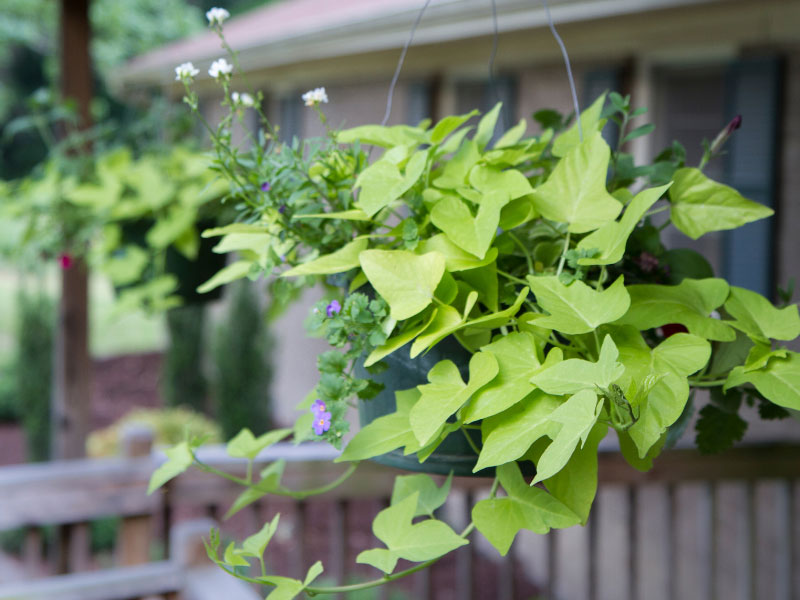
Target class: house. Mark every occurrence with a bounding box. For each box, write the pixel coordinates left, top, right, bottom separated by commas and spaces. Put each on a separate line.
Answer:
118, 0, 800, 424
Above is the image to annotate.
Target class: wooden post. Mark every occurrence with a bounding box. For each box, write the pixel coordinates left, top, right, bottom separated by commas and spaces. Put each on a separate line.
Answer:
117, 425, 154, 567
52, 0, 92, 461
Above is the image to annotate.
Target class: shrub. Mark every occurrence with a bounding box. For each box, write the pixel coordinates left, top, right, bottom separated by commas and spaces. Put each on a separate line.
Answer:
86, 406, 222, 457
16, 291, 54, 462
212, 280, 272, 439
162, 304, 208, 412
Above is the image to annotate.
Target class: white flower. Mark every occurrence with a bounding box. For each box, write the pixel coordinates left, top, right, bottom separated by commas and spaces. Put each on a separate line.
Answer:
208, 58, 233, 80
206, 7, 230, 26
231, 91, 256, 107
301, 87, 328, 106
174, 62, 199, 81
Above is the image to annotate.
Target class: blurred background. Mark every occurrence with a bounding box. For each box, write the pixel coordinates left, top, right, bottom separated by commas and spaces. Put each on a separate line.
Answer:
0, 1, 799, 599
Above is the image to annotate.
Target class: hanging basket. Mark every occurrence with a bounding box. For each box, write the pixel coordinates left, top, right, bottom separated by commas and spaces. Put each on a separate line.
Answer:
356, 336, 492, 477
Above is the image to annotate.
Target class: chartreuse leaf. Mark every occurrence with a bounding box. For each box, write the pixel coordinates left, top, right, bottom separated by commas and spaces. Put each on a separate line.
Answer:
463, 332, 542, 423
226, 428, 292, 460
578, 184, 671, 266
225, 460, 286, 518
430, 110, 478, 144
544, 423, 608, 524
743, 342, 787, 372
474, 102, 502, 149
616, 278, 735, 342
240, 514, 280, 559
433, 139, 480, 189
724, 286, 800, 342
531, 335, 624, 395
474, 390, 561, 471
391, 473, 453, 517
262, 561, 324, 600
410, 353, 499, 446
337, 123, 426, 147
355, 149, 428, 216
357, 492, 468, 574
416, 234, 499, 271
360, 250, 446, 320
530, 132, 622, 233
148, 441, 194, 494
282, 237, 368, 277
552, 92, 607, 157
651, 332, 712, 376
527, 275, 630, 335
532, 389, 603, 484
494, 118, 528, 148
468, 164, 533, 200
462, 287, 529, 331
669, 168, 773, 240
293, 209, 371, 221
619, 332, 710, 458
337, 389, 420, 461
431, 190, 509, 259
472, 463, 579, 556
365, 310, 437, 367
724, 352, 800, 410
409, 304, 469, 358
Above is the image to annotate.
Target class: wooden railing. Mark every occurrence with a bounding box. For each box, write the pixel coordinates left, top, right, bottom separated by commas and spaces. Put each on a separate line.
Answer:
1, 430, 799, 600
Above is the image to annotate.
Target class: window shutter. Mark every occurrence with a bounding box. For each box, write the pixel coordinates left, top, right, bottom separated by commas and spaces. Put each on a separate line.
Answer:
583, 67, 622, 148
722, 56, 783, 297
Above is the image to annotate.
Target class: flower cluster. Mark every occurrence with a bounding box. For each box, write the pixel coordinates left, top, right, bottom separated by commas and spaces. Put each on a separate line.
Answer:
174, 62, 199, 82
302, 87, 328, 106
205, 7, 230, 26
310, 400, 331, 435
209, 58, 233, 80
231, 91, 256, 107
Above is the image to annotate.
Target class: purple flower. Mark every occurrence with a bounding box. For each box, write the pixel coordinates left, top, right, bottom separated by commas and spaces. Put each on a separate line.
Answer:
311, 399, 327, 415
326, 299, 341, 318
261, 181, 271, 192
278, 205, 286, 214
312, 411, 332, 435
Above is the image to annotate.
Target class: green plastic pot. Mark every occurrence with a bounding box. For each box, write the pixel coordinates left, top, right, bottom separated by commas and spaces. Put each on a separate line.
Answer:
356, 336, 493, 477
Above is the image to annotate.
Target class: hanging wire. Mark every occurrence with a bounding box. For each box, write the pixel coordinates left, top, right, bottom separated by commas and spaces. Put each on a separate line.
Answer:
487, 0, 499, 107
540, 0, 583, 140
381, 0, 433, 126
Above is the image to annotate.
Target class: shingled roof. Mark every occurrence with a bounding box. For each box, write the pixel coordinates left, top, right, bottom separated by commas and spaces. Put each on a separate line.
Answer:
118, 0, 727, 88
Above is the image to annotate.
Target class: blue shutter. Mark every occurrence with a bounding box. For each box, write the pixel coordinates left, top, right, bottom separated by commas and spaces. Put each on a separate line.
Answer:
722, 56, 783, 297
583, 67, 622, 148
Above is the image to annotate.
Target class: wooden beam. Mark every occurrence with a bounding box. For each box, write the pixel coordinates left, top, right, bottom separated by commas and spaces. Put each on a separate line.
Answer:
53, 0, 92, 461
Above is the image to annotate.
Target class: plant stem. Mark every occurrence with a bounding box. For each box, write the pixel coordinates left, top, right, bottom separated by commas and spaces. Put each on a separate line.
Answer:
556, 230, 571, 277
193, 457, 359, 499
508, 231, 534, 273
498, 269, 529, 287
688, 378, 727, 388
304, 519, 478, 595
643, 204, 670, 219
461, 427, 481, 456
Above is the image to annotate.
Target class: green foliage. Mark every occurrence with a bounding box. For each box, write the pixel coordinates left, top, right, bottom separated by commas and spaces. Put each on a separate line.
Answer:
16, 290, 54, 462
356, 489, 467, 574
163, 304, 208, 413
213, 280, 274, 439
87, 406, 222, 458
155, 50, 800, 596
0, 357, 20, 423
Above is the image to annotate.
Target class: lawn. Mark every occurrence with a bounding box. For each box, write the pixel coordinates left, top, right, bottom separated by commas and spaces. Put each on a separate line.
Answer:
0, 261, 166, 362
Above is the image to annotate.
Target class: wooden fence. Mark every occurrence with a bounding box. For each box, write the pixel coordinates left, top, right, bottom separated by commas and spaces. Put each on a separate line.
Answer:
0, 428, 799, 600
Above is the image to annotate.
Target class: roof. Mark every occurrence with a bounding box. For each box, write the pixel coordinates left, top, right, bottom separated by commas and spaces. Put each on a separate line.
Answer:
118, 0, 737, 88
